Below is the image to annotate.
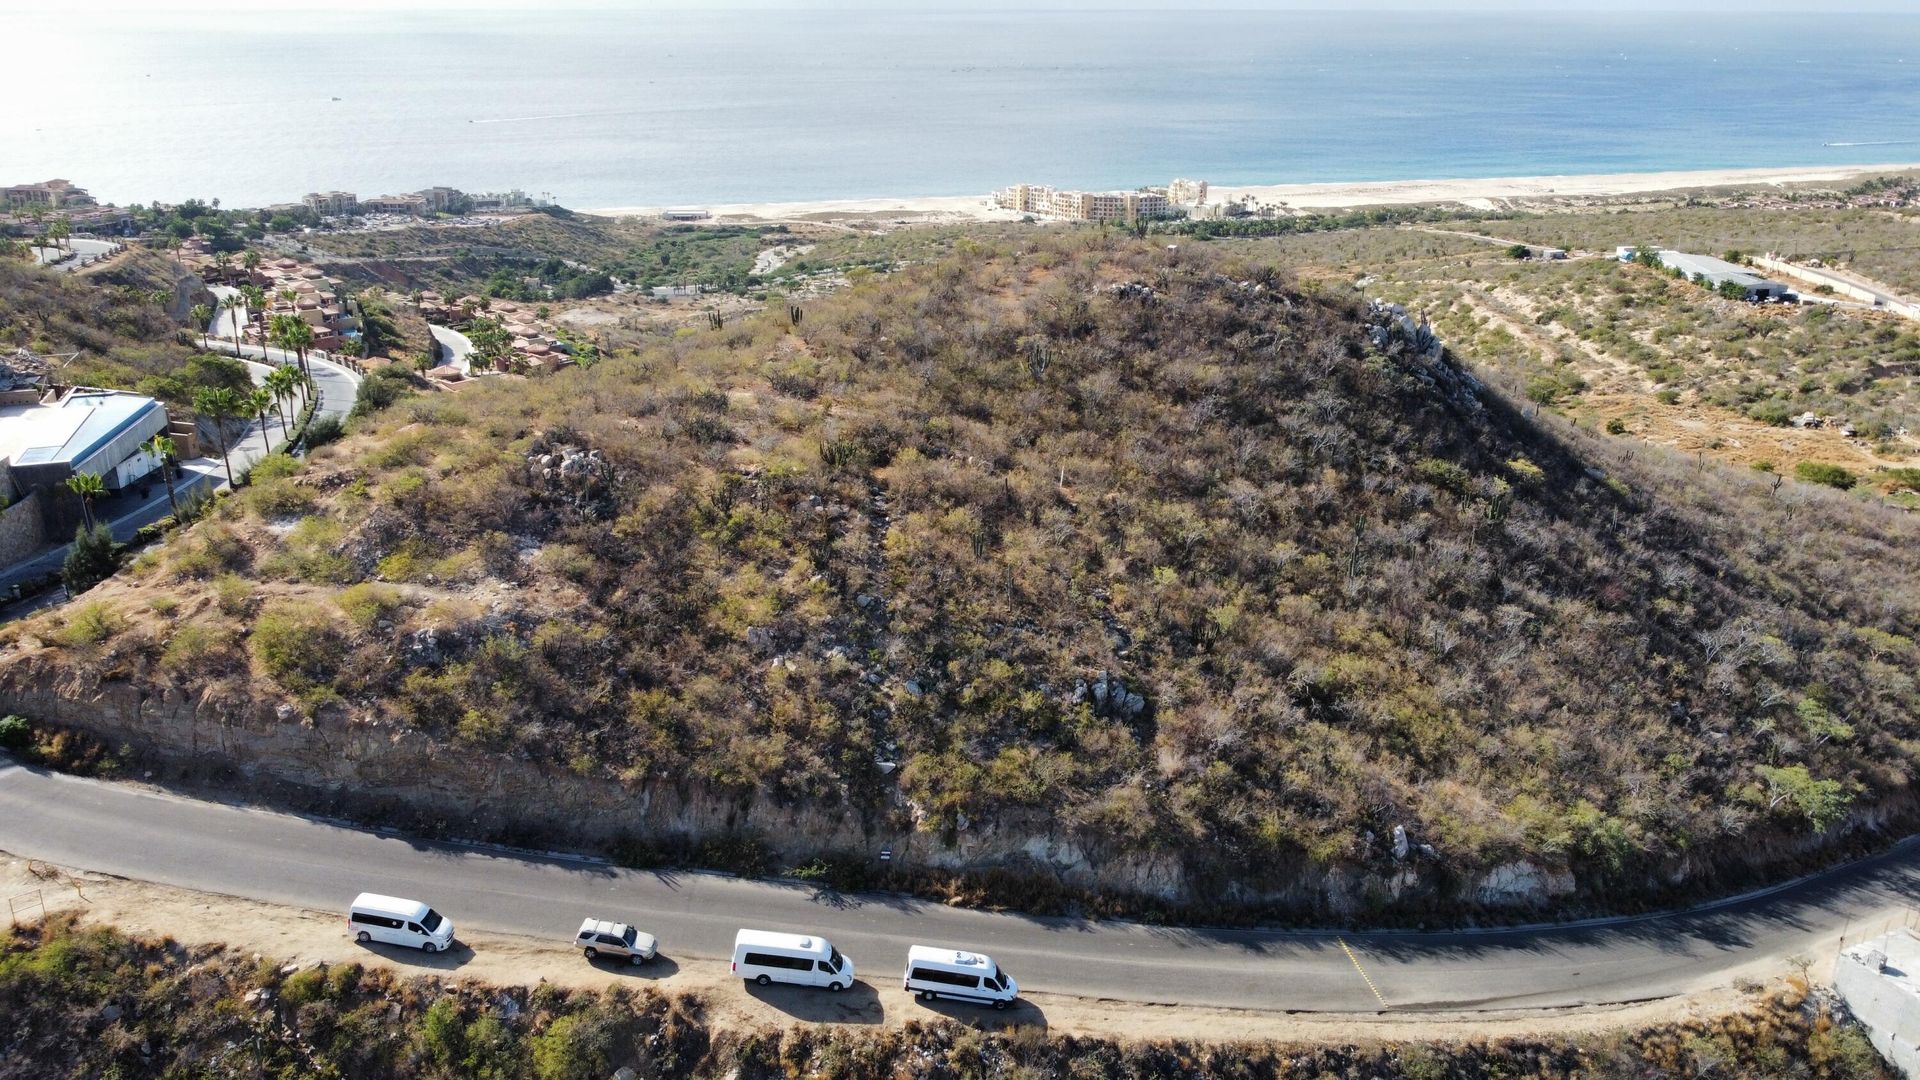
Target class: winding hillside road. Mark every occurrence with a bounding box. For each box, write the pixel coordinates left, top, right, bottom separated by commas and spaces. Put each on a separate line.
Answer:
2, 761, 1916, 1015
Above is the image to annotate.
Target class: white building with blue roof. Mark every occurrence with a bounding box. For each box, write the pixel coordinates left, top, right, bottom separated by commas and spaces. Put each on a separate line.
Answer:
0, 387, 170, 497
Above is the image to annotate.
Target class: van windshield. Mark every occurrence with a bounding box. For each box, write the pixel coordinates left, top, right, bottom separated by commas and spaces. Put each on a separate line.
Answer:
420, 910, 444, 933
829, 947, 845, 972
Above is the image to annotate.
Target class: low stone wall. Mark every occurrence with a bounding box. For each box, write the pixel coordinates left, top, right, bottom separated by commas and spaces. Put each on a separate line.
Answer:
0, 492, 46, 569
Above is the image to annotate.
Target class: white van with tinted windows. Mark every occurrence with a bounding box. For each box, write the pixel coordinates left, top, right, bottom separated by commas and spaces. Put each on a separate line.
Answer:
731, 929, 854, 991
903, 944, 1018, 1008
348, 892, 455, 953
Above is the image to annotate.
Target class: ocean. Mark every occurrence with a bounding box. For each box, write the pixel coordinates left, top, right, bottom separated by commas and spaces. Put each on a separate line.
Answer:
3, 8, 1918, 210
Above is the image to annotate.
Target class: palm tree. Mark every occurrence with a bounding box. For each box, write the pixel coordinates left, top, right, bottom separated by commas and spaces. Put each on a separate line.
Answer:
273, 314, 315, 377
190, 302, 213, 350
264, 366, 299, 438
192, 386, 247, 488
47, 218, 70, 253
241, 248, 261, 282
238, 284, 268, 351
147, 435, 180, 521
225, 292, 245, 346
65, 472, 105, 530
249, 387, 276, 445
212, 250, 232, 282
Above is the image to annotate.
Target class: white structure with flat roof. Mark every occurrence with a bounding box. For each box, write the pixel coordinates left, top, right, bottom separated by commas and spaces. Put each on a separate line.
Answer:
1645, 250, 1793, 301
1836, 928, 1920, 1078
0, 388, 170, 495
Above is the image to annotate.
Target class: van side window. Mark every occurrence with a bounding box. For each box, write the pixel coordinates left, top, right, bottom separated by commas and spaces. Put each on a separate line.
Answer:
910, 967, 982, 988
742, 951, 811, 971
407, 923, 424, 934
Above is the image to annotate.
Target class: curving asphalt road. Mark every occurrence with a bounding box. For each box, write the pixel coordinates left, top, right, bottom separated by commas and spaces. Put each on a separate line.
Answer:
1, 761, 1916, 1014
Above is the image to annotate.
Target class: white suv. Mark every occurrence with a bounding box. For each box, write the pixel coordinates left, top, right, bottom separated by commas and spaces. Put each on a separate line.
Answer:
574, 918, 658, 964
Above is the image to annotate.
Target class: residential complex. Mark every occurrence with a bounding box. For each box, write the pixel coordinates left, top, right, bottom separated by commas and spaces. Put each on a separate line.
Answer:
991, 183, 1173, 223
298, 185, 547, 218
183, 243, 359, 353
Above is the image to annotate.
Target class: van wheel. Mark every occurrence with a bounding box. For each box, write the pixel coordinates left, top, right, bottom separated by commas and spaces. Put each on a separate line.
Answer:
828, 982, 845, 993
629, 953, 646, 966
355, 931, 371, 944
583, 947, 598, 960
918, 990, 934, 1001
420, 941, 437, 954
993, 1000, 1008, 1011
755, 974, 772, 987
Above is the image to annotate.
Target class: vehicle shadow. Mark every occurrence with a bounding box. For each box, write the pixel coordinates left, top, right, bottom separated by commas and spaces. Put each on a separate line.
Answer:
354, 939, 474, 971
914, 994, 1048, 1032
744, 979, 883, 1024
587, 953, 681, 981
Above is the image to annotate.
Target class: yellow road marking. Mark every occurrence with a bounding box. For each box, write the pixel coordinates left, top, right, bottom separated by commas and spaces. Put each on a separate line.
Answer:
1336, 936, 1389, 1009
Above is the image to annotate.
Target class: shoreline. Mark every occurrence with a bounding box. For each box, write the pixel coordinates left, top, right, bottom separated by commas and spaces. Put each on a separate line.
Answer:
585, 161, 1920, 222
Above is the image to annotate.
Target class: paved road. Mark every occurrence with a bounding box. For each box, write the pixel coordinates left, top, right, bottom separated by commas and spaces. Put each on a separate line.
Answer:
31, 238, 120, 273
1, 762, 1915, 1013
428, 323, 473, 374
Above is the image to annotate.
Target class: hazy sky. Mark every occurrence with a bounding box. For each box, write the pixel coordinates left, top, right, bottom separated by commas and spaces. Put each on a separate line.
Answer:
8, 0, 1918, 10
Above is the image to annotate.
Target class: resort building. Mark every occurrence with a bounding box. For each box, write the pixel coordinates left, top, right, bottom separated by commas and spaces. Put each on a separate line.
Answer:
302, 191, 358, 215
2, 179, 96, 211
470, 189, 553, 211
992, 183, 1172, 223
415, 186, 467, 214
361, 192, 429, 215
1168, 178, 1209, 206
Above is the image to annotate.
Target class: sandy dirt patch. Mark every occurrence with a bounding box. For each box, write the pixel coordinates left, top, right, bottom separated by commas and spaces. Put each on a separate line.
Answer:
1, 853, 1777, 1045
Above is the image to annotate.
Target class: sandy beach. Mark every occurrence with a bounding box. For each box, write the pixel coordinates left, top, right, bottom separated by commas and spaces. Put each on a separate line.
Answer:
587, 162, 1920, 223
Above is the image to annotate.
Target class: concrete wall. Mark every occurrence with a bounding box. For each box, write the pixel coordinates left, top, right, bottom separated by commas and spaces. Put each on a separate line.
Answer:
1835, 928, 1920, 1078
0, 492, 46, 569
1754, 255, 1920, 320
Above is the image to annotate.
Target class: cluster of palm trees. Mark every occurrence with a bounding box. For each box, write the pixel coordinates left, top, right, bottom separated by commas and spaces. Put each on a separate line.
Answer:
189, 366, 313, 487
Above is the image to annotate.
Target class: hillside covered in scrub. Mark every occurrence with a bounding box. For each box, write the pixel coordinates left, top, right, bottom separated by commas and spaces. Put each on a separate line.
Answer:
8, 233, 1920, 913
0, 916, 1894, 1079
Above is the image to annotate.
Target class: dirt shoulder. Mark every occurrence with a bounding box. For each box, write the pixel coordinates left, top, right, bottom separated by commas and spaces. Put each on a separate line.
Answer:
0, 853, 1774, 1046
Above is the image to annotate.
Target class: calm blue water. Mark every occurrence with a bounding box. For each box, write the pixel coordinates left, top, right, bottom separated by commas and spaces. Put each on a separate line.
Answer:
3, 10, 1917, 209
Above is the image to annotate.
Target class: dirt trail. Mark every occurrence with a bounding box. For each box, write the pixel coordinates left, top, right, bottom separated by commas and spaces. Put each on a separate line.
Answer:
1, 854, 1776, 1046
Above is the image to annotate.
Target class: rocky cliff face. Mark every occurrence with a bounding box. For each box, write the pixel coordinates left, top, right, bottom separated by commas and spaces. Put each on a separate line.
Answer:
5, 666, 1899, 920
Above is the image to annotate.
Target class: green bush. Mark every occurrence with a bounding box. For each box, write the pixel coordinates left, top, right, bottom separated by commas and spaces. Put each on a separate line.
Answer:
305, 413, 345, 447
55, 602, 123, 647
0, 714, 30, 751
1794, 462, 1857, 490
61, 524, 118, 595
249, 601, 346, 692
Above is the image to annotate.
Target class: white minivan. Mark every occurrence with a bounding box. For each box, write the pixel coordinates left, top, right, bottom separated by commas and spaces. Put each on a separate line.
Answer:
347, 892, 456, 953
731, 929, 855, 991
902, 944, 1018, 1009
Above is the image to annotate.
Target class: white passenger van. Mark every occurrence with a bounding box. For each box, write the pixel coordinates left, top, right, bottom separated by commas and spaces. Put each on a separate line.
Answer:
731, 929, 855, 991
902, 944, 1018, 1009
347, 892, 455, 953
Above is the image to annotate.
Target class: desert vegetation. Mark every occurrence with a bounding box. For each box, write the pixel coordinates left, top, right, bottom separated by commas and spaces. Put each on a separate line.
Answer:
10, 232, 1920, 915
0, 915, 1893, 1079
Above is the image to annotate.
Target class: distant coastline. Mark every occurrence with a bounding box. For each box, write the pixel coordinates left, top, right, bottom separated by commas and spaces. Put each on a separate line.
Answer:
584, 162, 1920, 224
